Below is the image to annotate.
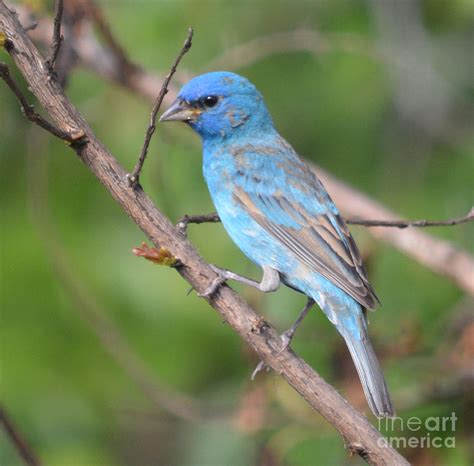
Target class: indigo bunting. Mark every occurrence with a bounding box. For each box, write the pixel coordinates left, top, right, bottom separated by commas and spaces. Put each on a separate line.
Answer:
160, 72, 394, 417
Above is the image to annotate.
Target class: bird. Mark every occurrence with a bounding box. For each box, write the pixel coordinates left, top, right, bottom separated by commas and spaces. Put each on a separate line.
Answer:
160, 71, 394, 417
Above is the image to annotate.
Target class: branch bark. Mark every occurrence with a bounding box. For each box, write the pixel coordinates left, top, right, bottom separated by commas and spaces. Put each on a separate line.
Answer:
1, 3, 408, 464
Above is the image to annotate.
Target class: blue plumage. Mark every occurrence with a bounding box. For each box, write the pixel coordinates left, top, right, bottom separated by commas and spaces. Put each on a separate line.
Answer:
160, 71, 394, 417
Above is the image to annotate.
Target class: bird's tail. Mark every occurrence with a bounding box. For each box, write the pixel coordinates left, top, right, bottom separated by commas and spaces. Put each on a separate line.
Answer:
340, 324, 395, 418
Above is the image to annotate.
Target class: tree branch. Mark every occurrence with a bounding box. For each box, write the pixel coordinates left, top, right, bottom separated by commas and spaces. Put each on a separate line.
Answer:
176, 209, 473, 236
177, 212, 221, 237
127, 27, 193, 186
346, 209, 473, 228
0, 3, 408, 464
0, 405, 42, 466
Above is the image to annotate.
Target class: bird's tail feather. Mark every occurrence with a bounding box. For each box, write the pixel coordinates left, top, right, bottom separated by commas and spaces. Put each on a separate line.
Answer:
341, 328, 395, 418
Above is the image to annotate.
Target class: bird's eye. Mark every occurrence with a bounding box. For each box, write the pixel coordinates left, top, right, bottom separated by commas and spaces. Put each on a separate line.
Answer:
203, 95, 219, 108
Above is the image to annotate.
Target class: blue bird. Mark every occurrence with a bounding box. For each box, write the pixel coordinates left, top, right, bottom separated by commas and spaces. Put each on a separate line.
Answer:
160, 71, 394, 417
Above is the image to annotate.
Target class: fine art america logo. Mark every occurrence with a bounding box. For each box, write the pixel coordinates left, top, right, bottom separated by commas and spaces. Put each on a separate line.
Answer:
377, 413, 457, 449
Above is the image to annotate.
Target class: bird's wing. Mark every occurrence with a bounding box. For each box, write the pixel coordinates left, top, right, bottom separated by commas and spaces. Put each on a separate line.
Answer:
232, 149, 379, 310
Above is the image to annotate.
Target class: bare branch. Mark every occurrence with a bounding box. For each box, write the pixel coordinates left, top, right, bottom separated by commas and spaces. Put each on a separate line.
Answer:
45, 0, 63, 72
0, 405, 42, 466
177, 212, 221, 237
347, 209, 474, 228
176, 210, 474, 233
127, 27, 193, 186
0, 5, 408, 464
0, 62, 85, 142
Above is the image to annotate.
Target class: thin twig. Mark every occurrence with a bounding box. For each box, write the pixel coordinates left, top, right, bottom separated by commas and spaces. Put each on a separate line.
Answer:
176, 209, 473, 233
127, 27, 194, 186
0, 406, 42, 466
346, 208, 474, 228
177, 212, 221, 237
0, 62, 85, 142
45, 0, 63, 72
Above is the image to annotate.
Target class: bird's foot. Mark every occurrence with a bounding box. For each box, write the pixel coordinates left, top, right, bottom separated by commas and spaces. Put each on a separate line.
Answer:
197, 265, 229, 297
250, 331, 294, 380
278, 329, 296, 355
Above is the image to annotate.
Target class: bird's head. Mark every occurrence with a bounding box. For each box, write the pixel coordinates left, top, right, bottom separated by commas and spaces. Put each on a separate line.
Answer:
160, 71, 273, 140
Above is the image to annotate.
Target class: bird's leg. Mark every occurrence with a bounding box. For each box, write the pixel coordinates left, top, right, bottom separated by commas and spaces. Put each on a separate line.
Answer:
279, 297, 315, 352
252, 297, 315, 379
176, 212, 220, 237
198, 264, 280, 297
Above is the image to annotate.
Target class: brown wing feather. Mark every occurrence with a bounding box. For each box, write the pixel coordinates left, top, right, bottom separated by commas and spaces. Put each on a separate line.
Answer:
234, 187, 379, 310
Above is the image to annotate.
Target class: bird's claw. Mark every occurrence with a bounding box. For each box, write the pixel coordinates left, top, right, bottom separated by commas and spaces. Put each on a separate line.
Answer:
196, 265, 234, 297
278, 330, 293, 355
251, 332, 292, 381
197, 273, 227, 298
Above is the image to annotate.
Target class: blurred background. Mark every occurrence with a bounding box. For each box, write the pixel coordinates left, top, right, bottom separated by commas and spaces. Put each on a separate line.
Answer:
1, 0, 473, 465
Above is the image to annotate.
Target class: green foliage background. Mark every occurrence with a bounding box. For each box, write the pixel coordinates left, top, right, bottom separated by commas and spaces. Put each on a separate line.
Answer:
1, 0, 473, 465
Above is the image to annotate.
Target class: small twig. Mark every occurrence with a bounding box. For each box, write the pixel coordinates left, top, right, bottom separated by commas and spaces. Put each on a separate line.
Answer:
346, 208, 474, 228
0, 406, 42, 466
176, 209, 473, 233
177, 212, 220, 237
127, 27, 193, 187
0, 62, 84, 142
45, 0, 64, 72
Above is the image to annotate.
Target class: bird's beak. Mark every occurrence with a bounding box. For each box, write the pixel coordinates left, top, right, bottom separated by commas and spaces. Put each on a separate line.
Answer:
159, 99, 201, 122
